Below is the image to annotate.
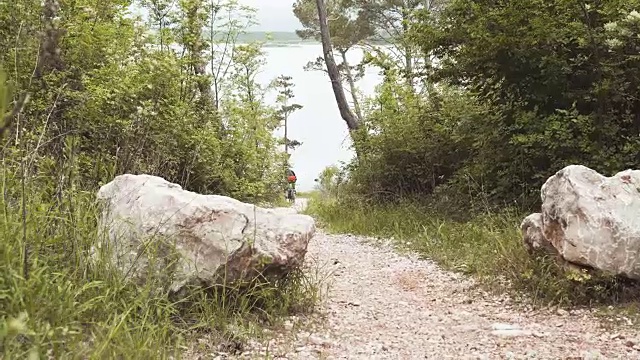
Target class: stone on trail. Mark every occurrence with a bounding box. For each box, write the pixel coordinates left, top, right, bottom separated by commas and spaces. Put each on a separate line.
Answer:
521, 213, 556, 255
522, 164, 640, 279
95, 174, 315, 293
490, 323, 531, 337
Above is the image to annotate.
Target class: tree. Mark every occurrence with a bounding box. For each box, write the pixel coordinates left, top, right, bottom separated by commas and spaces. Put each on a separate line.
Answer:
342, 0, 640, 210
347, 0, 446, 85
141, 0, 177, 51
271, 75, 303, 156
178, 0, 210, 105
0, 0, 314, 356
0, 0, 294, 200
207, 0, 257, 110
310, 0, 361, 141
218, 41, 287, 199
293, 0, 373, 120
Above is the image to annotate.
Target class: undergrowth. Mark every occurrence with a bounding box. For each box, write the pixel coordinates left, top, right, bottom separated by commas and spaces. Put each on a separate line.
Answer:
306, 195, 640, 308
0, 173, 321, 359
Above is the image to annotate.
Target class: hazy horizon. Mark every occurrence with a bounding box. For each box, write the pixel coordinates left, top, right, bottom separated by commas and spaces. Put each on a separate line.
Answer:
129, 0, 303, 32
242, 0, 301, 32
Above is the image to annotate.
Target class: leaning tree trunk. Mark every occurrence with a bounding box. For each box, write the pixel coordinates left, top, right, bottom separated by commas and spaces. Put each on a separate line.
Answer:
315, 0, 359, 132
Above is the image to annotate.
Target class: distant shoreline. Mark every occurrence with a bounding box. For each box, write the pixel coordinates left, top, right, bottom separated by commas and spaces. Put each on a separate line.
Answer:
226, 31, 391, 47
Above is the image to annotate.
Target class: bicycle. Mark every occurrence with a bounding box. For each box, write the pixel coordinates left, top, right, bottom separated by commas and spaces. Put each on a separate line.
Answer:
286, 182, 296, 203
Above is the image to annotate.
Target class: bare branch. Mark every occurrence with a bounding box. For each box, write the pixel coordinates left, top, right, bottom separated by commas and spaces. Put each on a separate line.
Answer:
0, 93, 30, 140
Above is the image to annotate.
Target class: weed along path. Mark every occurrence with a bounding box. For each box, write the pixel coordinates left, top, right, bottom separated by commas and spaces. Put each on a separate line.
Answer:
224, 199, 639, 359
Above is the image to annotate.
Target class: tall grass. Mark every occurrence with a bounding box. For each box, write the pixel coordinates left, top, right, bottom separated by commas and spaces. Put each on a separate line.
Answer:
306, 195, 640, 308
0, 168, 321, 359
0, 61, 320, 359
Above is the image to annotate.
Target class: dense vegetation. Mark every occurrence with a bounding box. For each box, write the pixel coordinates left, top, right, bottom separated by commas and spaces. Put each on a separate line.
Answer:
0, 0, 313, 358
304, 0, 640, 212
303, 0, 640, 307
410, 0, 640, 210
4, 0, 640, 356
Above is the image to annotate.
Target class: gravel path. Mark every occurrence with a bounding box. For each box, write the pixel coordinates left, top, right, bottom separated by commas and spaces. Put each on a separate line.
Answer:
218, 199, 640, 359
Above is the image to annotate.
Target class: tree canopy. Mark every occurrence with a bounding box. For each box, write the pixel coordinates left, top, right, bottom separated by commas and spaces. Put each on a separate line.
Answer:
311, 0, 640, 212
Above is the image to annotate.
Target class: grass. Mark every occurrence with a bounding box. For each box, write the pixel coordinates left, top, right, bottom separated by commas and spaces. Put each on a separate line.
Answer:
294, 191, 315, 199
306, 195, 640, 309
0, 173, 322, 359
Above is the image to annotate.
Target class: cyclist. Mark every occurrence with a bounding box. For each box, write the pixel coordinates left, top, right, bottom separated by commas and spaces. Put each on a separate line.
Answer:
285, 169, 297, 201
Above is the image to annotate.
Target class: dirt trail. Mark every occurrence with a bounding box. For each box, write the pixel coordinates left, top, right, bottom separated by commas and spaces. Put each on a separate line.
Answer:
233, 199, 640, 359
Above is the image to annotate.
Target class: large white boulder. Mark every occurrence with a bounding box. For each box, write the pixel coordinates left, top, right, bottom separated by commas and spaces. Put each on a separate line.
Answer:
522, 165, 640, 279
95, 174, 315, 293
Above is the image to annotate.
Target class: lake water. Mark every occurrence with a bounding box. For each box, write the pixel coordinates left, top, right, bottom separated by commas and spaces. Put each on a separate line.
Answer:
257, 44, 382, 191
125, 7, 379, 191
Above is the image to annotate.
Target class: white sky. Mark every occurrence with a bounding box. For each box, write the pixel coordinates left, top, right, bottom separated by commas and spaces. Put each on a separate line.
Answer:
130, 0, 302, 31
242, 0, 301, 31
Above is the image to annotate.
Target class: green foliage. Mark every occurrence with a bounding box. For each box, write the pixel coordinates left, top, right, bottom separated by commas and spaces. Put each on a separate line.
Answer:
0, 0, 314, 357
310, 164, 347, 201
413, 0, 640, 207
271, 74, 303, 177
318, 1, 640, 310
0, 69, 7, 118
0, 174, 321, 358
0, 0, 293, 203
348, 77, 495, 214
342, 0, 640, 212
293, 0, 375, 51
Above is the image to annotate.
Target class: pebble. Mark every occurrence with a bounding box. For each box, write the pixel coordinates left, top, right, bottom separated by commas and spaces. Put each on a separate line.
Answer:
185, 223, 637, 359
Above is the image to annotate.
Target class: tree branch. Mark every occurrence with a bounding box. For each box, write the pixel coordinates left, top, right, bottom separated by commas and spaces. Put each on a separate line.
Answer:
1, 93, 30, 140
